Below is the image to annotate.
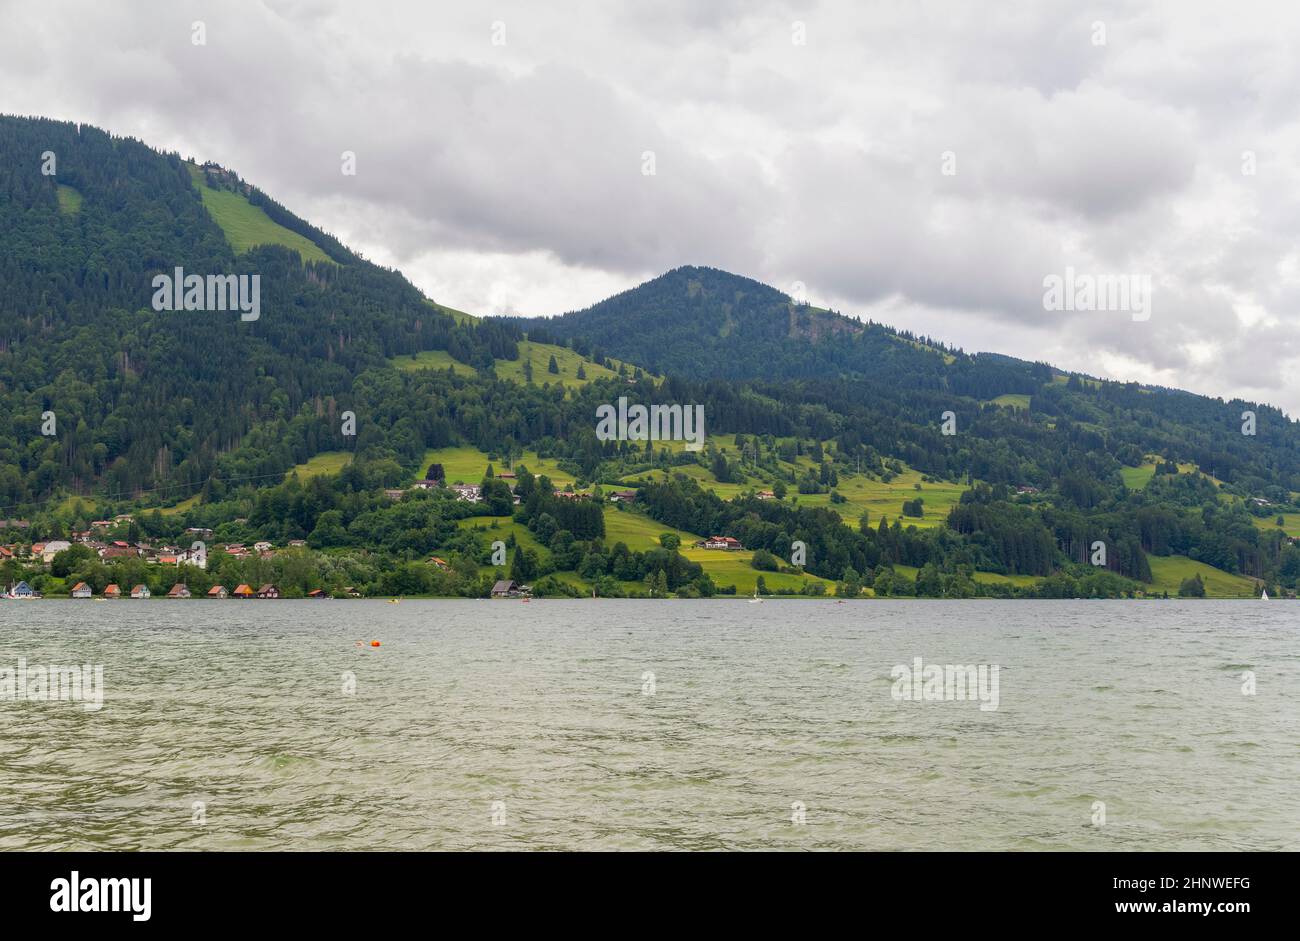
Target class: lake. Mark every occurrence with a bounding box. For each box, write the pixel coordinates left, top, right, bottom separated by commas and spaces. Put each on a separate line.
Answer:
0, 599, 1295, 850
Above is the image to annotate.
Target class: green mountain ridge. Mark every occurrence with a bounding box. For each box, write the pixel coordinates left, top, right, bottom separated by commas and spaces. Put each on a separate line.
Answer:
1, 114, 1297, 600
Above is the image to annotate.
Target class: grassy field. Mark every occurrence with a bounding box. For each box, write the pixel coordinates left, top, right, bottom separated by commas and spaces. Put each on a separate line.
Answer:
972, 570, 1042, 587
56, 184, 83, 215
418, 445, 578, 488
603, 507, 701, 550
796, 468, 966, 529
392, 349, 477, 377
492, 340, 628, 388
679, 547, 833, 595
158, 494, 201, 516
1253, 512, 1300, 539
187, 163, 332, 264
987, 393, 1030, 410
287, 451, 353, 479
1147, 555, 1257, 598
1120, 462, 1157, 490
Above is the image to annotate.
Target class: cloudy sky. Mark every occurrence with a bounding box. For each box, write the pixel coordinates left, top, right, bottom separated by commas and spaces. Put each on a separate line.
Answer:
4, 0, 1299, 411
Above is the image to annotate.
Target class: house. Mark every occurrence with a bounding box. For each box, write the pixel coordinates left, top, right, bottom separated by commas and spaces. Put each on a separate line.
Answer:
253, 541, 272, 552
100, 546, 137, 560
186, 527, 214, 538
70, 582, 93, 599
429, 557, 450, 570
1016, 486, 1040, 495
307, 588, 328, 599
256, 584, 280, 599
114, 514, 134, 523
496, 470, 517, 481
40, 540, 72, 562
91, 520, 113, 530
383, 489, 406, 501
8, 581, 37, 598
232, 584, 255, 599
288, 540, 307, 548
411, 479, 440, 490
608, 490, 638, 504
552, 490, 583, 500
491, 579, 531, 598
449, 484, 482, 503
130, 584, 150, 599
156, 554, 179, 566
756, 490, 776, 501
167, 583, 191, 599
343, 586, 362, 598
103, 584, 122, 599
696, 536, 743, 550
207, 585, 229, 599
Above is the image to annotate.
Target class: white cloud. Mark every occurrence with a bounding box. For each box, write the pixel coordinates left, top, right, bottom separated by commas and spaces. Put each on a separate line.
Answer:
2, 0, 1298, 411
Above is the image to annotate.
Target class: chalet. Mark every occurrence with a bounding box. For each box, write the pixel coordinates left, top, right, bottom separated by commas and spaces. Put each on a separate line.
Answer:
254, 541, 273, 552
491, 579, 530, 598
207, 585, 229, 599
70, 582, 93, 599
696, 536, 743, 550
756, 490, 776, 501
256, 584, 281, 599
8, 581, 36, 598
167, 583, 191, 599
449, 484, 482, 503
104, 584, 122, 598
232, 584, 255, 599
608, 490, 638, 504
130, 584, 150, 599
307, 588, 328, 599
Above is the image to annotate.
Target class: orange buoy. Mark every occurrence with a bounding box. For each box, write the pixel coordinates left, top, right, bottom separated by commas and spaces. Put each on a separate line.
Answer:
370, 640, 381, 647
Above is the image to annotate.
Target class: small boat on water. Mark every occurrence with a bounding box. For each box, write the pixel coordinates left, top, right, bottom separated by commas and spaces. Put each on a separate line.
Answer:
1261, 588, 1269, 600
748, 589, 764, 604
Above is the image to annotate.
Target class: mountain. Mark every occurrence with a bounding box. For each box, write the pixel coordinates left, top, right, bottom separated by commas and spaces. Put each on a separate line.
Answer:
2, 115, 1299, 600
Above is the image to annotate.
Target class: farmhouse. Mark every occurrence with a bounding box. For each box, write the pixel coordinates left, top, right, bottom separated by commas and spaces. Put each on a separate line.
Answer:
491, 579, 530, 598
696, 536, 743, 550
608, 490, 638, 504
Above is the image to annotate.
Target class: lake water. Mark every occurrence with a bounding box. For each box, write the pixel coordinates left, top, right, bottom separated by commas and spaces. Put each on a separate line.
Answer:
0, 599, 1296, 851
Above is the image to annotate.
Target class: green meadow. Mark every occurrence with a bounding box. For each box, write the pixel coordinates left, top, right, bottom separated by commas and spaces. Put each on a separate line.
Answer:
187, 163, 332, 264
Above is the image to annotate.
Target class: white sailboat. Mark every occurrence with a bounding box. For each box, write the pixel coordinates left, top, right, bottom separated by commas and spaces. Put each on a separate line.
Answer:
1261, 588, 1269, 600
748, 588, 764, 604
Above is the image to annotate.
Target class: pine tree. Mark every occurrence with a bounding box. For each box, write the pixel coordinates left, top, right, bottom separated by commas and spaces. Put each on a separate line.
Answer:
548, 355, 559, 374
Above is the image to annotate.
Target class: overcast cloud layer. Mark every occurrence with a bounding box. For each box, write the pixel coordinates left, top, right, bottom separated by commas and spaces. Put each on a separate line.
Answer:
3, 0, 1298, 412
